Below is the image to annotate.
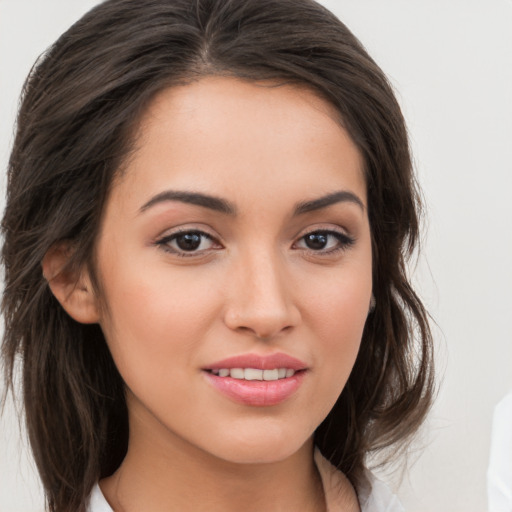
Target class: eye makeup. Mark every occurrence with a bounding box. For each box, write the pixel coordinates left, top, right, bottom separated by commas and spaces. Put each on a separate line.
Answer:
154, 225, 356, 260
294, 229, 356, 256
155, 228, 223, 257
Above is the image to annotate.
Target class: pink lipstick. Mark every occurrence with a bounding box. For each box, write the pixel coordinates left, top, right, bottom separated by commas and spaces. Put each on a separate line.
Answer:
202, 353, 307, 407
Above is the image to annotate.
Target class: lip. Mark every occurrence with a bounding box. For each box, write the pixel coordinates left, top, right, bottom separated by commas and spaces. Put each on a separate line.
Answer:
202, 352, 308, 407
204, 371, 306, 407
204, 353, 307, 371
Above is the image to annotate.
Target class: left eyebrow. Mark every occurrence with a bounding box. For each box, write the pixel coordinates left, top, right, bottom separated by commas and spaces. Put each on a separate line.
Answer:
293, 190, 365, 215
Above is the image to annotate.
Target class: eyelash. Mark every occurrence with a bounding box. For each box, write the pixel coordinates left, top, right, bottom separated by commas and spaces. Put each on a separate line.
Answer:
155, 229, 220, 257
293, 230, 356, 255
155, 228, 355, 257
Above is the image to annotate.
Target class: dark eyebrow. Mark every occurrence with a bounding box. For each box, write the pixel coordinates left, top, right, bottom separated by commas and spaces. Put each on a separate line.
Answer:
294, 190, 365, 215
139, 190, 236, 215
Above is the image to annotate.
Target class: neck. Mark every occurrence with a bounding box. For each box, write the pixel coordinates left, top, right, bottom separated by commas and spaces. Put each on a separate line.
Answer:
100, 409, 326, 512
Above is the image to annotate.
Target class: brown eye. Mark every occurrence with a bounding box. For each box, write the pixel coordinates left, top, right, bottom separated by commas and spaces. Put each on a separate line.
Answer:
295, 230, 355, 253
304, 232, 329, 250
156, 230, 219, 255
175, 232, 203, 251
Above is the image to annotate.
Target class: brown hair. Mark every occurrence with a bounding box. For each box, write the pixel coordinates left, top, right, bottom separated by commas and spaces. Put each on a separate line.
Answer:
1, 0, 434, 510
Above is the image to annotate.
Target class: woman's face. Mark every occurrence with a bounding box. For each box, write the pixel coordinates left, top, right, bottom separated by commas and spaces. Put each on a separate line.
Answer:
93, 77, 372, 464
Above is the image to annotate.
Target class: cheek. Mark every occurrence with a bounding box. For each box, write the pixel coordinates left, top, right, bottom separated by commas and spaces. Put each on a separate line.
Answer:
300, 263, 372, 381
97, 261, 224, 383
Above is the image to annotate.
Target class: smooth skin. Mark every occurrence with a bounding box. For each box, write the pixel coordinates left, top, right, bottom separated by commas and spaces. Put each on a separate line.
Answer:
45, 77, 371, 511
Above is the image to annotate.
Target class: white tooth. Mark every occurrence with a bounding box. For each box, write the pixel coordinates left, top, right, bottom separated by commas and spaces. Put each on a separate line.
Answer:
230, 368, 245, 379
218, 369, 230, 377
285, 369, 295, 378
278, 368, 287, 379
263, 369, 279, 381
244, 368, 263, 380
211, 369, 219, 375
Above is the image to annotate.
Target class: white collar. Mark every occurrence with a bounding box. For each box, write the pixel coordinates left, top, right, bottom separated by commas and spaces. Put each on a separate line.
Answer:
87, 449, 404, 512
314, 448, 404, 512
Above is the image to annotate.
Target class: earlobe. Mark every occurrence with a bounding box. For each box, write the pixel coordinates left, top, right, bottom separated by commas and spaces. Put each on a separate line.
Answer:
42, 243, 100, 324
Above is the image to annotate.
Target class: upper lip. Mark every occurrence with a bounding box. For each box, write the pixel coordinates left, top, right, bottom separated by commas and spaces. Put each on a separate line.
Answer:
204, 353, 307, 371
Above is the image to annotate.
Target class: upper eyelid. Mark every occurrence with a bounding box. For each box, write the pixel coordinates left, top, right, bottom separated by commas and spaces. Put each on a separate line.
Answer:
294, 224, 352, 239
156, 225, 220, 241
295, 230, 354, 244
154, 224, 354, 246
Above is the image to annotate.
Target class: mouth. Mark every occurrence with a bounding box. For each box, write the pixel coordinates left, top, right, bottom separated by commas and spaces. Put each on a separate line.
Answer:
206, 368, 298, 380
202, 353, 308, 406
204, 352, 307, 373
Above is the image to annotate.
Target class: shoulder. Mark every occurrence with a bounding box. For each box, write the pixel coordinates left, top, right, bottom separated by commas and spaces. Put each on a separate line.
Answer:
314, 448, 404, 512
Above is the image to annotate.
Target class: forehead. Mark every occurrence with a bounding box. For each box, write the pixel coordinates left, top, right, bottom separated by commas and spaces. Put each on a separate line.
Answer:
144, 77, 344, 132
112, 76, 366, 213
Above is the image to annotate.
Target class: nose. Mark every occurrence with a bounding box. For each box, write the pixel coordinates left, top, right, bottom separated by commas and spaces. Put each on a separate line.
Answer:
223, 249, 301, 339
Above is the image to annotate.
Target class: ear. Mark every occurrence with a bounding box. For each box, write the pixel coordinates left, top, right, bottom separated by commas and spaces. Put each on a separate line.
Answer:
42, 243, 100, 324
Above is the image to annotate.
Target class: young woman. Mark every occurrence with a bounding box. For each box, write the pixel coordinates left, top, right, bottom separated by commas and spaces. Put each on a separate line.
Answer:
1, 0, 434, 511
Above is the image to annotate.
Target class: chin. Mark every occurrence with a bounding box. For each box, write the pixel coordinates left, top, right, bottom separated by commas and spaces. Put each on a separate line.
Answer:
201, 421, 314, 465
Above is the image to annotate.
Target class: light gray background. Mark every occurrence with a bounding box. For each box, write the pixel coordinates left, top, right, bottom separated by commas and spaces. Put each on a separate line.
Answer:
1, 1, 511, 511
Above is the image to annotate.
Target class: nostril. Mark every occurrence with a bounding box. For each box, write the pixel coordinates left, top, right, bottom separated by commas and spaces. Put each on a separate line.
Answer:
235, 323, 295, 340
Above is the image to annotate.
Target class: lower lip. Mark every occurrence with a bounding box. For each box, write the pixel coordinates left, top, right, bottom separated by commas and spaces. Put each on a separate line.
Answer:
203, 371, 306, 407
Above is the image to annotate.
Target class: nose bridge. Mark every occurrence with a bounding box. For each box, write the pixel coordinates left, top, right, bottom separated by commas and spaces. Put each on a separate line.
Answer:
224, 244, 300, 338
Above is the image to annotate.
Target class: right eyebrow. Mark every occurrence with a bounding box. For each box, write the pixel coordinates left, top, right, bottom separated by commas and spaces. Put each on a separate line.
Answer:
139, 190, 237, 215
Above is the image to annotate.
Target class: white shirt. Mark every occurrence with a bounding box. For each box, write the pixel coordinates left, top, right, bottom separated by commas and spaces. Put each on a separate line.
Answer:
488, 391, 512, 512
87, 449, 404, 512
